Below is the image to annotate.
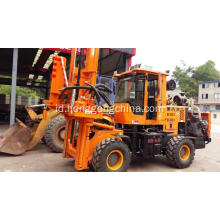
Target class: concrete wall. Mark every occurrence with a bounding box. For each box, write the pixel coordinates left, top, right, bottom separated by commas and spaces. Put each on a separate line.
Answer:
198, 104, 218, 110
210, 111, 220, 124
198, 82, 220, 105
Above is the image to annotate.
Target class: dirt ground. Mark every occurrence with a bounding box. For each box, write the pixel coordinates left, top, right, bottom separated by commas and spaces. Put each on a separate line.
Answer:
0, 123, 220, 172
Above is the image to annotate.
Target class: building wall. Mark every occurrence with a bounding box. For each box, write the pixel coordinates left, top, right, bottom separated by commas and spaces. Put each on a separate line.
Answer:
198, 81, 220, 110
210, 111, 220, 124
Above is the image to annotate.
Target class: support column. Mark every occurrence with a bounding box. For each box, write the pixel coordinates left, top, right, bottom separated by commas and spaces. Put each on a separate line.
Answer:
125, 56, 130, 71
10, 48, 18, 125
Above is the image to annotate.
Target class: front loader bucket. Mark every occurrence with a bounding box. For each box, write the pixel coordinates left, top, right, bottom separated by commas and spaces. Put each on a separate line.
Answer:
0, 122, 31, 155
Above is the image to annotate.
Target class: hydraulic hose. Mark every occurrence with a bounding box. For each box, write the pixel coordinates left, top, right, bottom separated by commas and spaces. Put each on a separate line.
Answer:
58, 82, 114, 107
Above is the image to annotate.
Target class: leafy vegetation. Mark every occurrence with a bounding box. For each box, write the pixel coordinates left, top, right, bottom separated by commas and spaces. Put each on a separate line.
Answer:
0, 85, 44, 97
173, 60, 220, 98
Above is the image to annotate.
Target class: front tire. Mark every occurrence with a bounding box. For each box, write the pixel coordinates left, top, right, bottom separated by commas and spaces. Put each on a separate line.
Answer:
166, 136, 195, 169
92, 138, 131, 172
45, 116, 66, 153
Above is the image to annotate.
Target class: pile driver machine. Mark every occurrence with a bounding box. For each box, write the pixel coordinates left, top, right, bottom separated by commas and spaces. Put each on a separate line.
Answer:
44, 48, 211, 171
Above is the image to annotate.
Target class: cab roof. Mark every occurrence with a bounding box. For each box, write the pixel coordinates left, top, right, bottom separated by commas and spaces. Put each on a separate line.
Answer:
113, 68, 169, 78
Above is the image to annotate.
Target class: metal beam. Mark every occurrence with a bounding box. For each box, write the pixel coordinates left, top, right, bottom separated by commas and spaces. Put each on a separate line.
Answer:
10, 48, 18, 125
125, 56, 129, 71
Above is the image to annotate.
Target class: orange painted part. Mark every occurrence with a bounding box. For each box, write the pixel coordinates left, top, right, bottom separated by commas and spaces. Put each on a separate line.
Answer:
63, 118, 123, 170
201, 112, 211, 136
74, 119, 91, 170
164, 107, 186, 135
85, 49, 99, 74
87, 128, 123, 163
44, 49, 212, 171
187, 112, 211, 137
44, 56, 66, 109
113, 68, 169, 79
43, 109, 47, 120
48, 48, 119, 170
114, 103, 147, 125
113, 69, 186, 136
161, 74, 167, 107
92, 122, 115, 130
77, 48, 100, 99
46, 49, 100, 109
114, 103, 186, 136
45, 52, 210, 171
62, 119, 75, 158
102, 114, 114, 124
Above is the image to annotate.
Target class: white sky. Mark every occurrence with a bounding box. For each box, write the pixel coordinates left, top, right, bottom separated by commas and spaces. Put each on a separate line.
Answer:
131, 0, 220, 74
1, 0, 219, 76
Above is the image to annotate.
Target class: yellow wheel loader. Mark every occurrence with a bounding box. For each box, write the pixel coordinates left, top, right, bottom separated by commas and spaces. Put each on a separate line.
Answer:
44, 48, 211, 172
0, 104, 63, 155
0, 48, 212, 174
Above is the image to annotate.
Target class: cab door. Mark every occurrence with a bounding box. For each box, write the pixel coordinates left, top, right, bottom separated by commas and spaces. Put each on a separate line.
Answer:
146, 74, 159, 120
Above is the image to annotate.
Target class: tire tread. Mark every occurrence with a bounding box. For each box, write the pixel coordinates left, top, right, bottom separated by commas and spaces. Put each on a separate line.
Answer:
166, 136, 195, 169
45, 116, 66, 153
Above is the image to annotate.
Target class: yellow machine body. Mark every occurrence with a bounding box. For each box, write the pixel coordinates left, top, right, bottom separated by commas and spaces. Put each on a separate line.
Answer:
113, 69, 211, 136
45, 48, 212, 171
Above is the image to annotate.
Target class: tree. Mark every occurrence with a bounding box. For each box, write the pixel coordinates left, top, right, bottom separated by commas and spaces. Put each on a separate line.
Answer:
173, 60, 220, 98
193, 60, 220, 81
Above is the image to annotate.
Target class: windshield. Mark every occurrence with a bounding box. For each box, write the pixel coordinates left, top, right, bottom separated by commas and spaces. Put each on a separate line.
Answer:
115, 76, 145, 114
115, 77, 135, 102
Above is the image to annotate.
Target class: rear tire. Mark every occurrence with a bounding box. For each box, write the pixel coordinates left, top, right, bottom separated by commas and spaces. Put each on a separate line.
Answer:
166, 136, 195, 169
92, 138, 131, 172
45, 116, 66, 153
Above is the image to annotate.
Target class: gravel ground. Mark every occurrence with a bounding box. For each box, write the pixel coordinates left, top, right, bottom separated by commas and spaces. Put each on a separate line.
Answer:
0, 122, 219, 172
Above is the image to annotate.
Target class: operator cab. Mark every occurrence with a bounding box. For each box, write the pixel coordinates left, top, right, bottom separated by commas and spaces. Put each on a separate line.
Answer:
113, 68, 169, 125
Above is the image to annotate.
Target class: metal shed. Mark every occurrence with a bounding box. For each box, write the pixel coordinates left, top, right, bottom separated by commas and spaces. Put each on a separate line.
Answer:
0, 48, 135, 125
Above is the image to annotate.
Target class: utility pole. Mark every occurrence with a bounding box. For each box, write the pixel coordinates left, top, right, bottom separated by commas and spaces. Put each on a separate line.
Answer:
10, 48, 18, 125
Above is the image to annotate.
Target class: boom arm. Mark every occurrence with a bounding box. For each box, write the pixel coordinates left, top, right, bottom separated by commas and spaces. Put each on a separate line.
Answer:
45, 48, 120, 170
